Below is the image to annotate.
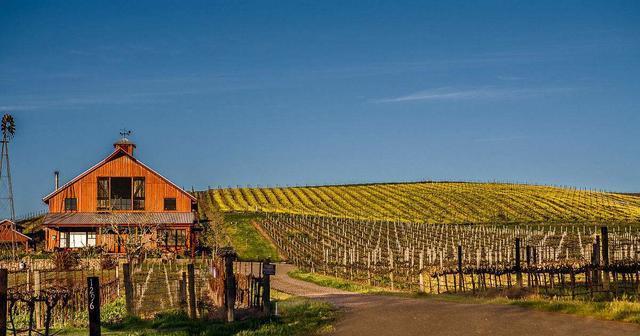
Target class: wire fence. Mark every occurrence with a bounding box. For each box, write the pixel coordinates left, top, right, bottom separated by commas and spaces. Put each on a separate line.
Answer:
0, 254, 274, 335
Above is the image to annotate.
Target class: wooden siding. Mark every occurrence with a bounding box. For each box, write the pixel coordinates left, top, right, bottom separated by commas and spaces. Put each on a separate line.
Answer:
47, 153, 193, 213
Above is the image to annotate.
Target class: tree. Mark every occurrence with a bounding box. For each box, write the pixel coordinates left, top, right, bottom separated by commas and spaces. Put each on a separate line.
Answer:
97, 212, 162, 265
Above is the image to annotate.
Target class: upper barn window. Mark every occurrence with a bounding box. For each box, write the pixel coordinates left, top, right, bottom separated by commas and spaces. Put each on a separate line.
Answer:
133, 177, 145, 210
164, 198, 177, 211
110, 177, 131, 210
64, 198, 77, 211
96, 177, 145, 211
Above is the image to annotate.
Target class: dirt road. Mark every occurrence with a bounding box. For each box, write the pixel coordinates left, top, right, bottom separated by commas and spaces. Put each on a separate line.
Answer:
272, 264, 640, 336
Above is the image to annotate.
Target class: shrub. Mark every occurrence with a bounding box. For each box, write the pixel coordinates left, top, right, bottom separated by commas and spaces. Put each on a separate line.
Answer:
100, 254, 118, 270
51, 249, 81, 270
101, 297, 128, 326
78, 245, 105, 258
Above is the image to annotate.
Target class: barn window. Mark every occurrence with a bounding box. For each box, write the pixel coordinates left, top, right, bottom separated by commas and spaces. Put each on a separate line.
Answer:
164, 198, 177, 211
175, 229, 186, 246
69, 232, 87, 248
59, 232, 68, 248
161, 230, 169, 247
97, 177, 145, 211
133, 177, 145, 210
158, 229, 186, 247
110, 177, 132, 210
87, 231, 97, 246
97, 178, 109, 210
64, 198, 77, 211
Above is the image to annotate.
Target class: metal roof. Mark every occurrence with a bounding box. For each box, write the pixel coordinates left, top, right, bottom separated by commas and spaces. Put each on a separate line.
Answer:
43, 212, 195, 226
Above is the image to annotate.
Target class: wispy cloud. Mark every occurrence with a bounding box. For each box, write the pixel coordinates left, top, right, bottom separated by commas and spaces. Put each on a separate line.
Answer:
0, 80, 259, 112
375, 86, 574, 103
0, 91, 177, 111
496, 75, 523, 81
473, 135, 529, 143
0, 105, 41, 112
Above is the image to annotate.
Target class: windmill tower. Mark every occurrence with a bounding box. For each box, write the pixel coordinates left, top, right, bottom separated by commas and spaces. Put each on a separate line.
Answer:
0, 114, 17, 259
0, 114, 16, 221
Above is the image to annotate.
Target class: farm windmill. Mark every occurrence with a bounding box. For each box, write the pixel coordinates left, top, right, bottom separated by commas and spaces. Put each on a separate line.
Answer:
0, 113, 17, 258
0, 113, 16, 221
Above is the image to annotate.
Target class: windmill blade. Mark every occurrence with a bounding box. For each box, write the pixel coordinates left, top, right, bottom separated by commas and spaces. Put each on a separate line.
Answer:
1, 114, 15, 138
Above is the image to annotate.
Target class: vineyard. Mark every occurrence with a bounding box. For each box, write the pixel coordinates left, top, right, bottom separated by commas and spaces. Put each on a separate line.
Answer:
258, 213, 640, 298
197, 182, 640, 224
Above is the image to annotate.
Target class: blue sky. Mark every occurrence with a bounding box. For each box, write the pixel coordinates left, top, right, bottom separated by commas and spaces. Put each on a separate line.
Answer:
1, 1, 639, 216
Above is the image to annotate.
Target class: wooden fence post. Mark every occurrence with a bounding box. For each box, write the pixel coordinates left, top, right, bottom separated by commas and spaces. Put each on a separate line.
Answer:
418, 251, 424, 293
601, 227, 610, 292
525, 245, 531, 287
457, 245, 464, 290
87, 276, 101, 336
592, 236, 601, 286
262, 259, 272, 315
601, 227, 609, 266
34, 270, 42, 329
180, 272, 187, 308
515, 238, 523, 288
0, 269, 7, 336
122, 263, 134, 316
221, 251, 237, 322
187, 264, 197, 319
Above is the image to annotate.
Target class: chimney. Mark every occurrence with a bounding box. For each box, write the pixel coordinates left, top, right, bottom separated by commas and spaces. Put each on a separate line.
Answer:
54, 171, 59, 190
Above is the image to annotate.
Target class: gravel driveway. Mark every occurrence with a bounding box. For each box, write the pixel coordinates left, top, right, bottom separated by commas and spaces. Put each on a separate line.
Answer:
272, 264, 640, 336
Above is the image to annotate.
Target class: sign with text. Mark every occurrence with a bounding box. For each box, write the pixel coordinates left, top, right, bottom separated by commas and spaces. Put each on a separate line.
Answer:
262, 264, 276, 276
87, 276, 101, 336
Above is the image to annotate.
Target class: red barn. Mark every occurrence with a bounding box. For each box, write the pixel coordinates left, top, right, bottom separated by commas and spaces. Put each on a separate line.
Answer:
0, 219, 31, 251
42, 137, 198, 254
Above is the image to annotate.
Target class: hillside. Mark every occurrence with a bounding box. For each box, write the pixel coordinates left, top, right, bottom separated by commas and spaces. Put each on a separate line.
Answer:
196, 182, 640, 224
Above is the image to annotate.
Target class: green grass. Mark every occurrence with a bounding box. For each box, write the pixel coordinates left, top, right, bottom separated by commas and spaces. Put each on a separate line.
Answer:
288, 270, 387, 294
59, 295, 338, 336
289, 269, 640, 325
222, 213, 281, 261
507, 296, 640, 324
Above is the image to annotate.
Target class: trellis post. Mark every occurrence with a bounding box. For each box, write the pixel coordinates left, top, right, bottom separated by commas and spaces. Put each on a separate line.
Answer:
515, 238, 522, 288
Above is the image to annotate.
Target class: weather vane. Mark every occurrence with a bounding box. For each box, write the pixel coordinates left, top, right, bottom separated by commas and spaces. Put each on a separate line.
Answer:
119, 128, 132, 139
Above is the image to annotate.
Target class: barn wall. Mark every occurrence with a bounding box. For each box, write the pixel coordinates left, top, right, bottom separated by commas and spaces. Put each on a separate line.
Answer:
47, 153, 193, 213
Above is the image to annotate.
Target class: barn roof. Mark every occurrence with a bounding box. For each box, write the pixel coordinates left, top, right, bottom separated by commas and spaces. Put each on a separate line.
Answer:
43, 212, 195, 226
42, 147, 196, 203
